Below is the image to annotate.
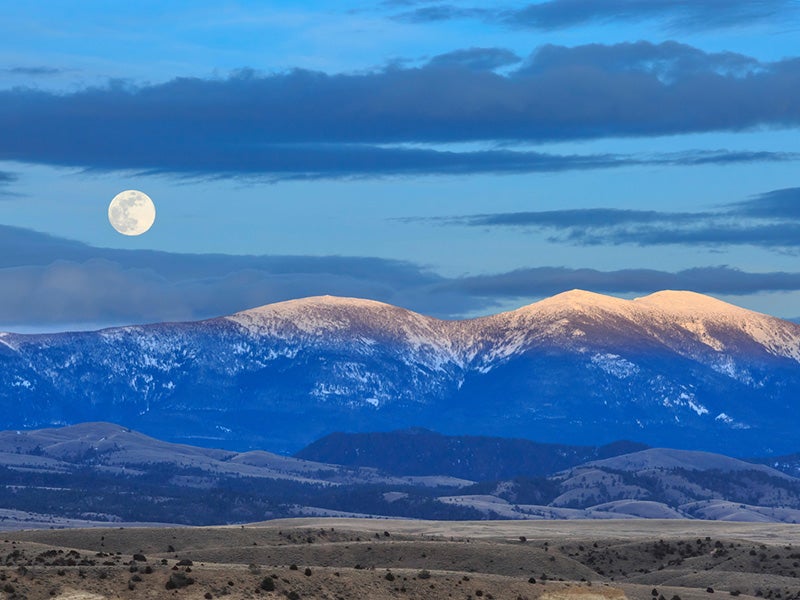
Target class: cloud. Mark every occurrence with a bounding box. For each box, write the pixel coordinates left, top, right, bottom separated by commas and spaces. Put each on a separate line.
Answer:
0, 225, 466, 327
0, 259, 458, 327
427, 47, 522, 71
573, 223, 800, 248
76, 146, 653, 180
1, 42, 800, 177
732, 187, 800, 219
661, 150, 797, 166
503, 0, 798, 31
392, 0, 798, 31
4, 226, 800, 329
392, 4, 491, 23
0, 171, 18, 197
414, 186, 800, 251
441, 266, 800, 298
517, 41, 760, 78
0, 225, 439, 283
428, 207, 702, 228
2, 66, 63, 76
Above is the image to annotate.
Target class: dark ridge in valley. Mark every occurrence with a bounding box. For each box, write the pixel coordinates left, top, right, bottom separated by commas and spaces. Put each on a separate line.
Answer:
295, 428, 649, 480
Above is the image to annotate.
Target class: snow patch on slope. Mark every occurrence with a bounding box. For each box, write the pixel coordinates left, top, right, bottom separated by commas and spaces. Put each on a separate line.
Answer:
635, 290, 800, 362
227, 291, 800, 370
591, 353, 639, 378
0, 333, 19, 351
227, 296, 460, 364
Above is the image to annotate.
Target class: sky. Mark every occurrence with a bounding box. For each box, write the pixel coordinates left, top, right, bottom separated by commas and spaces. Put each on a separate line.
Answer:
2, 0, 800, 331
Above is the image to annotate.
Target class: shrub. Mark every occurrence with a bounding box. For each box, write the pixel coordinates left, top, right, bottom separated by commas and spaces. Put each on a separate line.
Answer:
165, 572, 194, 590
259, 577, 275, 591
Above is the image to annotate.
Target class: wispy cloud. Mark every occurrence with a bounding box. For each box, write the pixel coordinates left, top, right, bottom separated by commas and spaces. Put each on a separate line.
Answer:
392, 0, 799, 32
732, 187, 800, 219
1, 42, 799, 178
427, 47, 522, 70
2, 66, 63, 76
428, 208, 704, 228
412, 186, 800, 251
503, 0, 798, 31
392, 4, 492, 24
3, 226, 800, 329
0, 171, 19, 197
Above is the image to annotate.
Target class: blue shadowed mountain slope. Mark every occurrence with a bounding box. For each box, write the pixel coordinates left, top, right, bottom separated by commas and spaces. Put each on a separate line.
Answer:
0, 291, 798, 455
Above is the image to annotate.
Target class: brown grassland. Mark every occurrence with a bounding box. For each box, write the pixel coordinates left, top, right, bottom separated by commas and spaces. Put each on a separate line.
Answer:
1, 519, 800, 599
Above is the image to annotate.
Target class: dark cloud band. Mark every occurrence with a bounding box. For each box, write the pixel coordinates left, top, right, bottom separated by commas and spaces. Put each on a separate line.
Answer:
1, 42, 799, 177
414, 187, 800, 250
443, 266, 800, 298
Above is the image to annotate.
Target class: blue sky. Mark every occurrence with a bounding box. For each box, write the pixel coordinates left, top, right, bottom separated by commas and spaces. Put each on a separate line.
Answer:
2, 0, 800, 330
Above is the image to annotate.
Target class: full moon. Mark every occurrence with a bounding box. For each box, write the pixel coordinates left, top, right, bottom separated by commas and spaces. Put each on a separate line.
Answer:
108, 190, 156, 236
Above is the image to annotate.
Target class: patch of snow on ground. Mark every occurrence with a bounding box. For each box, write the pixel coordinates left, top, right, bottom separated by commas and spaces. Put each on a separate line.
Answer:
0, 333, 19, 351
711, 355, 754, 384
678, 320, 724, 350
688, 399, 709, 416
590, 353, 639, 378
11, 377, 32, 389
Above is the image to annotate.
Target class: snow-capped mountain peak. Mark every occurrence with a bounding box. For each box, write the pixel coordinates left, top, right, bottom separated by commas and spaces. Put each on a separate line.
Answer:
227, 295, 441, 339
1, 290, 799, 455
635, 290, 755, 315
532, 288, 634, 311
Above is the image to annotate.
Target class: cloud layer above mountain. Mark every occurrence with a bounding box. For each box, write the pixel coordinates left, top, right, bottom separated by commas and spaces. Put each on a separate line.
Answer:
2, 42, 799, 178
4, 225, 800, 329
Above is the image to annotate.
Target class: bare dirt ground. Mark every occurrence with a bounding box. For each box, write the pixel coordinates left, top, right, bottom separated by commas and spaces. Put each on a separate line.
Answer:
1, 519, 799, 599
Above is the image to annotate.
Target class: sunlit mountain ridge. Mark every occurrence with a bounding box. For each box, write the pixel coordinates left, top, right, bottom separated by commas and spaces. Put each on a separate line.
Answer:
1, 290, 798, 454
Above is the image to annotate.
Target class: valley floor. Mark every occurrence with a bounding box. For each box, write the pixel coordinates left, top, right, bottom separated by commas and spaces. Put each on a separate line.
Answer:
1, 519, 800, 599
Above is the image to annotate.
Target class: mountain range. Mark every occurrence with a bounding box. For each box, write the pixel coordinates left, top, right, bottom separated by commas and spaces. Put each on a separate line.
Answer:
1, 290, 798, 454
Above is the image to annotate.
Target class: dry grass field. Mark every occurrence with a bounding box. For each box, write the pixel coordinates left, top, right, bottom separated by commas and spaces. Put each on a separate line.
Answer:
1, 519, 799, 599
